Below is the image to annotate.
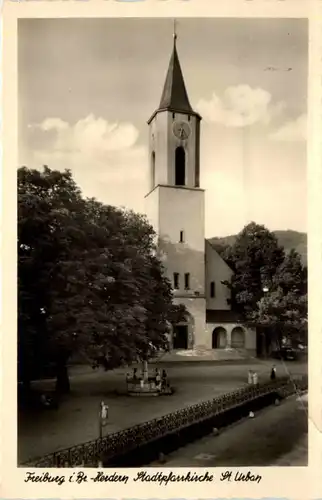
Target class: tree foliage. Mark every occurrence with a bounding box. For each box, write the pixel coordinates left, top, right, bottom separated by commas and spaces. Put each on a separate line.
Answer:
250, 249, 308, 346
222, 222, 285, 313
222, 222, 307, 347
18, 166, 180, 390
18, 166, 84, 388
251, 288, 308, 346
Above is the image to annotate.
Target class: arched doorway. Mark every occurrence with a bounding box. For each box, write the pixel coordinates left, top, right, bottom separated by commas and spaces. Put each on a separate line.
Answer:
212, 327, 227, 349
175, 147, 185, 186
173, 324, 188, 349
231, 326, 245, 348
173, 311, 194, 350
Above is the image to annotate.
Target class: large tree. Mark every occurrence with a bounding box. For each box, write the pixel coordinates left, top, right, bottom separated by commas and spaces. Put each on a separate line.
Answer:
250, 249, 308, 348
222, 222, 285, 314
18, 166, 84, 391
221, 223, 307, 352
18, 167, 178, 393
251, 287, 308, 349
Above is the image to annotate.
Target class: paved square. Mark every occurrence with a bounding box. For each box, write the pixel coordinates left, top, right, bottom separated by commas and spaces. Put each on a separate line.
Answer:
18, 359, 307, 464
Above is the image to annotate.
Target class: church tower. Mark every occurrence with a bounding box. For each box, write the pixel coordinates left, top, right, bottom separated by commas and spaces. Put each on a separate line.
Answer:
145, 30, 207, 350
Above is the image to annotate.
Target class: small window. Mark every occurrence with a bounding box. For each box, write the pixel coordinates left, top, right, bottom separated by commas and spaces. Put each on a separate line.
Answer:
173, 272, 180, 290
188, 115, 191, 121
184, 273, 190, 290
210, 281, 215, 298
172, 112, 175, 120
179, 230, 184, 243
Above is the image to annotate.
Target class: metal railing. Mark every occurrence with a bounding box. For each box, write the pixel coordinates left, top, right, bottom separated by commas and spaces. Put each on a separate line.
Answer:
24, 374, 307, 468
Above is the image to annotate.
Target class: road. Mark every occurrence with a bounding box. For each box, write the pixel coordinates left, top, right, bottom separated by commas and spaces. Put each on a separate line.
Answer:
150, 394, 308, 467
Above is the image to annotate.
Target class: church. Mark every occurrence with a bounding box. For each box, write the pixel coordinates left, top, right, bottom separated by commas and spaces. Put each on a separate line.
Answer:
145, 33, 257, 357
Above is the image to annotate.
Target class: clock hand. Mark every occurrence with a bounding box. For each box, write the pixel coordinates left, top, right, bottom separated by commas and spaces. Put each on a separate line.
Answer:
178, 127, 186, 139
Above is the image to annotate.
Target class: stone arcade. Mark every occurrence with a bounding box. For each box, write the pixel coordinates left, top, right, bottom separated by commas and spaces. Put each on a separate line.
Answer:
145, 33, 257, 357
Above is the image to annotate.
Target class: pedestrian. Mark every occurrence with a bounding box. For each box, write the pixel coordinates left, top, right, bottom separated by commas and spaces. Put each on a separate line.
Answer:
248, 369, 253, 384
252, 371, 258, 385
99, 401, 109, 438
270, 365, 276, 380
100, 401, 109, 421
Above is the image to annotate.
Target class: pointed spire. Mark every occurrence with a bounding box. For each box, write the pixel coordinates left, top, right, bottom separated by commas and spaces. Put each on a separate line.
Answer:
147, 23, 201, 124
158, 25, 194, 114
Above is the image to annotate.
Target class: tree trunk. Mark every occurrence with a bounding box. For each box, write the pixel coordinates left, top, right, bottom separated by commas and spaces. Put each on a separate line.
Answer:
55, 359, 70, 394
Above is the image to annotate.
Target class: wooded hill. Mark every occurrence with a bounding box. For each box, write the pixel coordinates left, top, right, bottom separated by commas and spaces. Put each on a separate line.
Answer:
209, 230, 307, 265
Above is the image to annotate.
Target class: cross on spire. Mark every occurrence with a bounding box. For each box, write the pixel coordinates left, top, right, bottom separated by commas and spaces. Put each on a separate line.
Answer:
173, 19, 177, 43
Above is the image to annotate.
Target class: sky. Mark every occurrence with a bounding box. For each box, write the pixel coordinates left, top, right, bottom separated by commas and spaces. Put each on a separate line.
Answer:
18, 18, 307, 237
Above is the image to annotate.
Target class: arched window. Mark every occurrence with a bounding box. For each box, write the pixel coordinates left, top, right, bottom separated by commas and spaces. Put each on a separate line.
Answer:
151, 151, 156, 189
175, 147, 185, 186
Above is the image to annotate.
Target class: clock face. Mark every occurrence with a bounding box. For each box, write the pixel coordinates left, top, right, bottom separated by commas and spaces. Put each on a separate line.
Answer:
173, 121, 191, 140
